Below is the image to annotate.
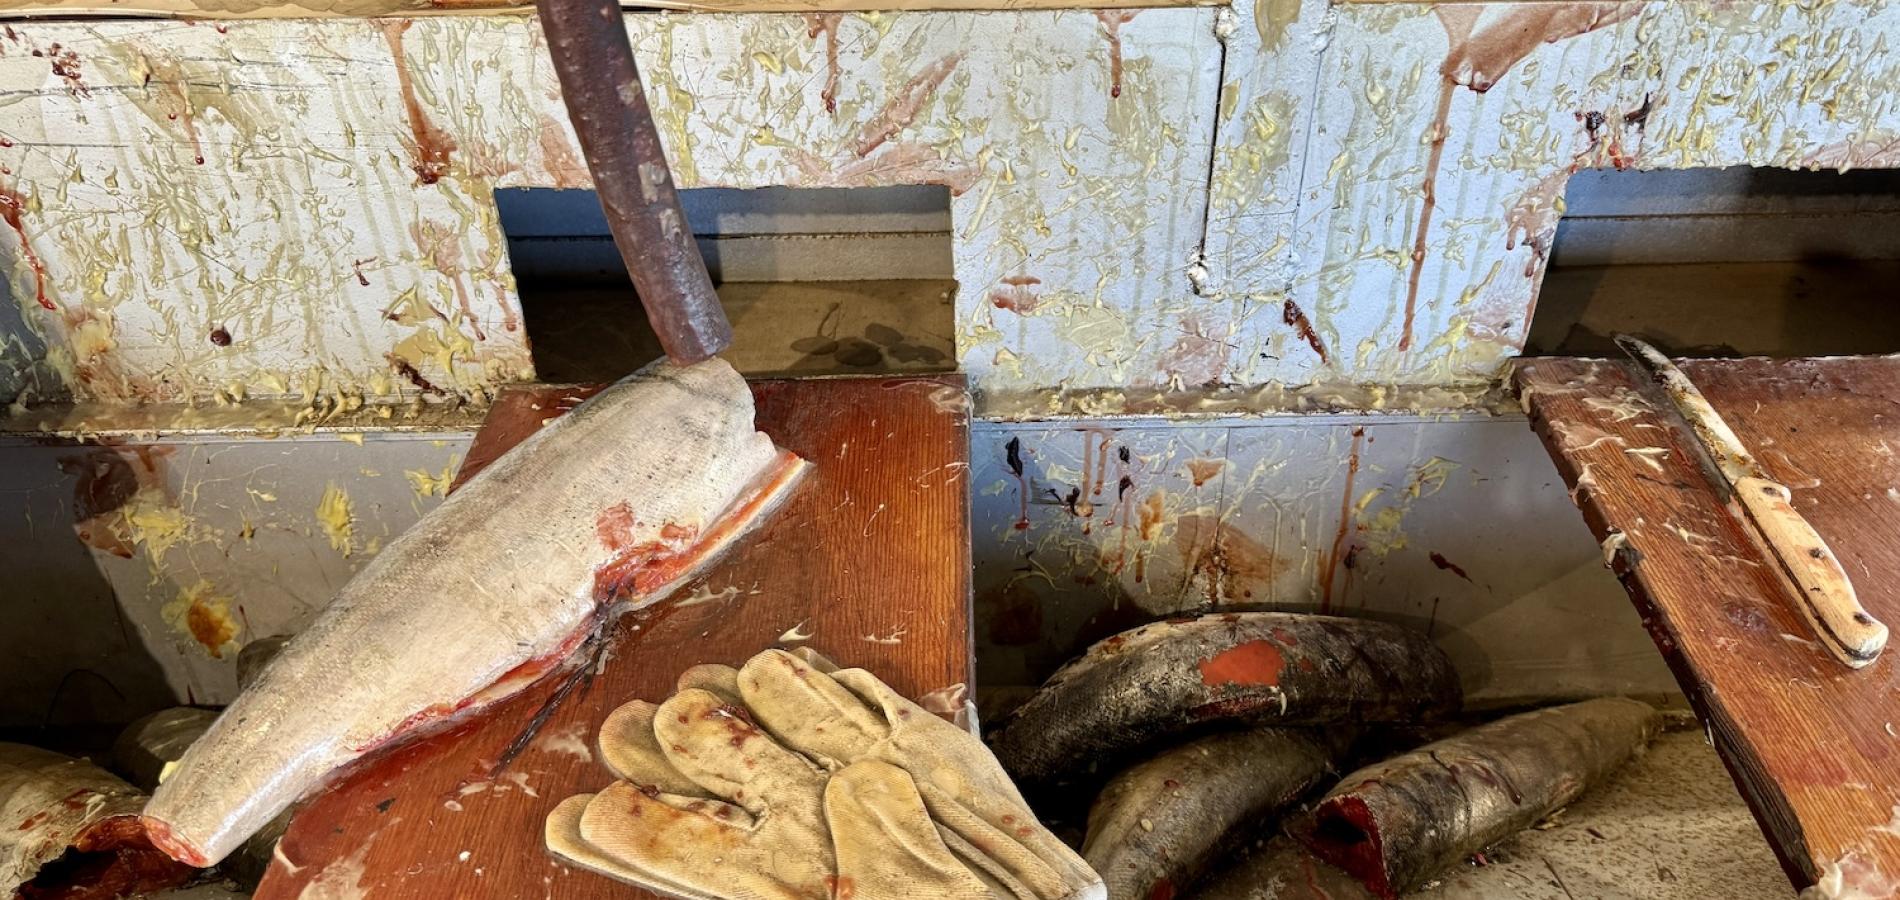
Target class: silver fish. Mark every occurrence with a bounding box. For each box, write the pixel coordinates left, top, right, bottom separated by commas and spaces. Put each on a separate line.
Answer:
143, 358, 805, 866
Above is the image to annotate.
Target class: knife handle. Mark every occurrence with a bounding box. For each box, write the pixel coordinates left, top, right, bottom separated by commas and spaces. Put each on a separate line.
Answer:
1734, 476, 1888, 668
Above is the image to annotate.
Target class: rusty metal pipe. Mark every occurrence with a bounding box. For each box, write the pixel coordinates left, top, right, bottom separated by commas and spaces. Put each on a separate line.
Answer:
535, 0, 731, 365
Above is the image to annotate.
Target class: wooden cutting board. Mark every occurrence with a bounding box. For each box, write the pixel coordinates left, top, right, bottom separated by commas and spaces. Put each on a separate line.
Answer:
254, 374, 973, 899
1515, 356, 1900, 893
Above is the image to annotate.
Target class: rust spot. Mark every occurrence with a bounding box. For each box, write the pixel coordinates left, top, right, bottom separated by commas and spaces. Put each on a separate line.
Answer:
1185, 458, 1224, 488
1270, 625, 1298, 646
208, 326, 231, 346
826, 874, 857, 900
1147, 878, 1175, 900
1198, 639, 1285, 688
1429, 551, 1472, 582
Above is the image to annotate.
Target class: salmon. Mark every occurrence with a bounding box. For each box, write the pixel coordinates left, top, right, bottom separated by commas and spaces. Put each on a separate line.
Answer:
143, 358, 806, 867
1291, 698, 1661, 899
1081, 728, 1341, 900
990, 613, 1460, 789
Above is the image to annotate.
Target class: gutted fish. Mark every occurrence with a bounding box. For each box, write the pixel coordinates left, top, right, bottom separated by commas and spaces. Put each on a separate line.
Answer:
1291, 697, 1661, 899
1082, 728, 1339, 900
3, 743, 193, 898
991, 613, 1460, 788
144, 358, 805, 866
1196, 837, 1375, 900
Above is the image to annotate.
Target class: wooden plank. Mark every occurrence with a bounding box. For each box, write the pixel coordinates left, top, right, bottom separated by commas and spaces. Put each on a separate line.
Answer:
252, 374, 973, 899
1513, 356, 1900, 892
0, 0, 1216, 18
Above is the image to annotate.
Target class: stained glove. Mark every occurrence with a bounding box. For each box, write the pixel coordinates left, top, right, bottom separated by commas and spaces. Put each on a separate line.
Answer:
736, 649, 1104, 900
549, 654, 1102, 899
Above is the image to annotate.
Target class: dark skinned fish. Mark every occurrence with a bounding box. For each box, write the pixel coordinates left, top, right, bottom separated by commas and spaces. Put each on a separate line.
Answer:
991, 613, 1461, 788
1291, 697, 1661, 900
1082, 728, 1340, 900
1196, 837, 1375, 900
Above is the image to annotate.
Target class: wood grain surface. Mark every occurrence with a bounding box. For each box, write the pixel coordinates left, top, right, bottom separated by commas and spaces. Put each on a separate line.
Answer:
1514, 356, 1900, 893
254, 374, 972, 899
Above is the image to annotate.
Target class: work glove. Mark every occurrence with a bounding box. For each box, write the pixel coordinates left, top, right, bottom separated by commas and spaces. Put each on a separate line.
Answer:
735, 649, 1104, 900
549, 653, 1102, 899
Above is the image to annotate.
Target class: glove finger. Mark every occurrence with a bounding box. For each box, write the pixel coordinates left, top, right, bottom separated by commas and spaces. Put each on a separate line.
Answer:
829, 669, 1033, 807
545, 793, 722, 900
654, 688, 828, 811
738, 649, 887, 765
821, 669, 1096, 899
824, 760, 994, 898
579, 782, 825, 900
786, 646, 842, 673
676, 663, 742, 703
598, 699, 711, 797
914, 783, 1075, 900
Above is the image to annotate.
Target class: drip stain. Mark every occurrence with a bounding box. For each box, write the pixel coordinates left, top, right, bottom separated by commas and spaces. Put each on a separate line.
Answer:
1095, 11, 1139, 99
805, 13, 843, 116
0, 182, 50, 310
1401, 3, 1638, 351
381, 20, 458, 185
1318, 427, 1366, 613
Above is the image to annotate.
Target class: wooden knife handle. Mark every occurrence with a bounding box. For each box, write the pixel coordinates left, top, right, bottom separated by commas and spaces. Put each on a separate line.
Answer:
1734, 476, 1888, 668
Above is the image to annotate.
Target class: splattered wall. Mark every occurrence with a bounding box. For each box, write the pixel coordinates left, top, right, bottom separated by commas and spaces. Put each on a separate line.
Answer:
0, 11, 1220, 408
1, 1, 1893, 413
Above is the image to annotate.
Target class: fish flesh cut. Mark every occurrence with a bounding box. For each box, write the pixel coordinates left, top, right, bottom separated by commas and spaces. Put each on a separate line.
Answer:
991, 613, 1460, 789
1291, 697, 1661, 899
3, 742, 192, 898
144, 358, 805, 867
1081, 728, 1340, 900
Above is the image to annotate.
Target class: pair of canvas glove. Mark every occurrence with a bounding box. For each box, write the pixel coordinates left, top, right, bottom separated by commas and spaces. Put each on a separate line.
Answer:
546, 647, 1103, 900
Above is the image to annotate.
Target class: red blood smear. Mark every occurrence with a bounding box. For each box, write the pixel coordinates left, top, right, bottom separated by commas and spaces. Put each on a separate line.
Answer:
1429, 551, 1472, 582
23, 816, 193, 899
0, 184, 51, 309
1197, 639, 1285, 688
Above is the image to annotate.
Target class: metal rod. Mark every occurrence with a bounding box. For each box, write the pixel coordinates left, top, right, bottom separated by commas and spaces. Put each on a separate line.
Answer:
534, 0, 732, 365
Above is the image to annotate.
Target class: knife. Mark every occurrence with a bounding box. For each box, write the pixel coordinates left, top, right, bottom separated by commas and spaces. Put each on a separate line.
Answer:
1616, 335, 1887, 669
